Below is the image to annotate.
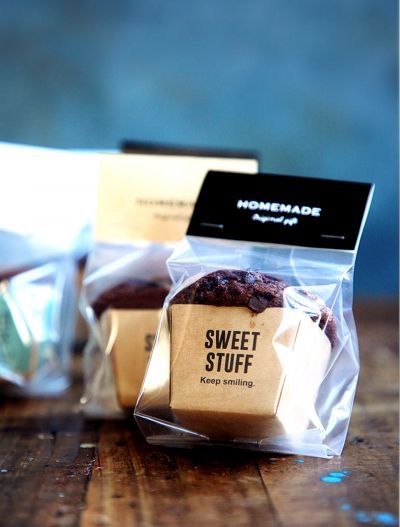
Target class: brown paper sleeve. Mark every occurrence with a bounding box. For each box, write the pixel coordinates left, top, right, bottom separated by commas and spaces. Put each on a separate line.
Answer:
100, 308, 162, 408
169, 305, 331, 439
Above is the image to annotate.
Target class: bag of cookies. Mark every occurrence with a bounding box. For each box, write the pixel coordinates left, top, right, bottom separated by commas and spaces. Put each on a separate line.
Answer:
80, 148, 258, 415
0, 144, 98, 394
135, 170, 374, 457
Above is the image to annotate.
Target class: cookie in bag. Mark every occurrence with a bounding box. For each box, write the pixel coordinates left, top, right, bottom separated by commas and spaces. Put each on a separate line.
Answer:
91, 278, 169, 407
169, 269, 335, 438
135, 170, 373, 457
82, 148, 259, 413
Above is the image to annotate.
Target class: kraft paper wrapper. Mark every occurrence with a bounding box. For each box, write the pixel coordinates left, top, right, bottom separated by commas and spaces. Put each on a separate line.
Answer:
169, 305, 331, 439
95, 154, 258, 243
100, 308, 162, 408
75, 263, 88, 344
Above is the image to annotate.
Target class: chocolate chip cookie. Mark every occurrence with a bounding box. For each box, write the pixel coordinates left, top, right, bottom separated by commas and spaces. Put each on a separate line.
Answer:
92, 279, 169, 319
170, 270, 336, 345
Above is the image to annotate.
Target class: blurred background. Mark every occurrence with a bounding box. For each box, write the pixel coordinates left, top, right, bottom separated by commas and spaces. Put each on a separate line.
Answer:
0, 0, 397, 297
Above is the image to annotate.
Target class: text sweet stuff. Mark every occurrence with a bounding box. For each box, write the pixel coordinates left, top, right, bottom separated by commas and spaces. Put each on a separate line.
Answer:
204, 329, 260, 374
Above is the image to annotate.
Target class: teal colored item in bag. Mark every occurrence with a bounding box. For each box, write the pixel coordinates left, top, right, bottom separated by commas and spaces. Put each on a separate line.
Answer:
0, 281, 34, 376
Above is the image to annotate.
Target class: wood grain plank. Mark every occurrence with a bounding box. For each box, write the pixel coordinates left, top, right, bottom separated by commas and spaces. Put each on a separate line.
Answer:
82, 422, 277, 527
0, 302, 397, 527
0, 364, 102, 527
256, 306, 399, 527
256, 408, 398, 527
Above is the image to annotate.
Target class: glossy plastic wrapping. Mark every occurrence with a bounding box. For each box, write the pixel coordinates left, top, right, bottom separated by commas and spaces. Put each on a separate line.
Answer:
80, 241, 175, 416
0, 143, 100, 395
0, 249, 76, 395
135, 236, 360, 458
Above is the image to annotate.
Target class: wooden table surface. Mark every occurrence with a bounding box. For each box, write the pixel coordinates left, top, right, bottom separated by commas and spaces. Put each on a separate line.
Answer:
0, 301, 398, 527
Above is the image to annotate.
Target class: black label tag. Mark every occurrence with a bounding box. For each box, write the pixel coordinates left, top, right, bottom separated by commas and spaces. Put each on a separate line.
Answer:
120, 140, 259, 161
187, 171, 374, 250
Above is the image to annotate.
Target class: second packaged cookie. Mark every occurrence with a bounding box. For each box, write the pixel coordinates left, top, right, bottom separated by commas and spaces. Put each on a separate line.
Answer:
81, 148, 258, 415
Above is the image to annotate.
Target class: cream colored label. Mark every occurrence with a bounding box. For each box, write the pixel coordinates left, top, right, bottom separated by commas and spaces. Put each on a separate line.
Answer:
169, 305, 331, 439
100, 308, 161, 408
95, 153, 258, 242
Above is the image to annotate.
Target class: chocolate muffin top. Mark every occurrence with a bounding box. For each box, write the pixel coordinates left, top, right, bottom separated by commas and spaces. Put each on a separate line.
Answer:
170, 270, 336, 345
92, 279, 169, 319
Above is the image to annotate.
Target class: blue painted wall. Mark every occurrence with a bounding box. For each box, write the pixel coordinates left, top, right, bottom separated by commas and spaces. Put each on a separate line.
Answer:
0, 1, 397, 296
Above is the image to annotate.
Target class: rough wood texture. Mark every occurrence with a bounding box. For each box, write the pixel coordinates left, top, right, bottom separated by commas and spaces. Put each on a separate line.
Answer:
0, 301, 398, 527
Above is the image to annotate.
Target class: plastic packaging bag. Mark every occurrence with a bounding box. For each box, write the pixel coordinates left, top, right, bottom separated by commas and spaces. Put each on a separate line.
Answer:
0, 257, 76, 393
135, 171, 374, 457
81, 149, 258, 415
80, 241, 173, 414
0, 142, 99, 259
0, 143, 100, 394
